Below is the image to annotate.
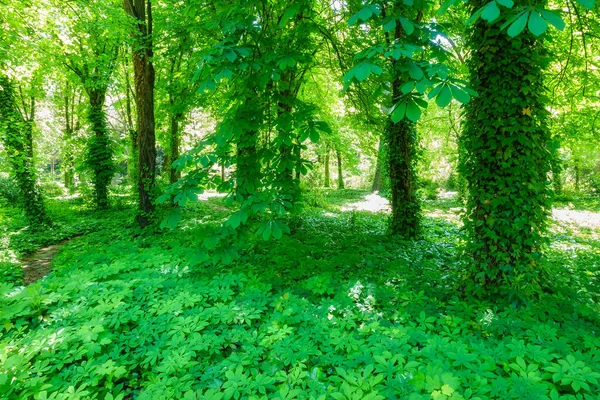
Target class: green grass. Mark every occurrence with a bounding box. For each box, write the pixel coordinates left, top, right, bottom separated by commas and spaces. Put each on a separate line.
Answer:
1, 191, 600, 399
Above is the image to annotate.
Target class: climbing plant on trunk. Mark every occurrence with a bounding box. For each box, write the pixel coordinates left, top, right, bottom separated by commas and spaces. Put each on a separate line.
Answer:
0, 76, 50, 227
343, 1, 472, 238
460, 0, 555, 300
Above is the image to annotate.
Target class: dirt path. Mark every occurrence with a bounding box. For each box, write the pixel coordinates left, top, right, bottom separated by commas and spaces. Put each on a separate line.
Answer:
21, 239, 70, 284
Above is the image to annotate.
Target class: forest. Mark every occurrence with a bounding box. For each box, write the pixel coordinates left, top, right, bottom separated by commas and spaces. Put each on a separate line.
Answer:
1, 0, 600, 398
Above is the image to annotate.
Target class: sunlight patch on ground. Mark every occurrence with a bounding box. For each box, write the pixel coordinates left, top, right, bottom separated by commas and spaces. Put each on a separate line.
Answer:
552, 209, 600, 230
341, 192, 390, 213
198, 191, 227, 201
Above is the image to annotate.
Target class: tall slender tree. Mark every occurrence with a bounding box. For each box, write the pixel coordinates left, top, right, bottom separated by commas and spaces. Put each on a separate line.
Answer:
123, 0, 157, 228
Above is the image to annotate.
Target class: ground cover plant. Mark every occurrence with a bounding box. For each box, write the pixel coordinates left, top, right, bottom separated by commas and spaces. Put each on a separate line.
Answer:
2, 191, 600, 399
2, 0, 600, 398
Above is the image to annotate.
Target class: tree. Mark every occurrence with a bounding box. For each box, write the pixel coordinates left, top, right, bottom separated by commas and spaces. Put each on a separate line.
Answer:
123, 0, 157, 228
0, 76, 50, 226
458, 0, 574, 300
45, 0, 123, 208
342, 1, 471, 237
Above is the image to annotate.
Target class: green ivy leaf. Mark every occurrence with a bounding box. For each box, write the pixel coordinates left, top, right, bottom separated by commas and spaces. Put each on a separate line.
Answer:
507, 12, 528, 37
528, 11, 548, 36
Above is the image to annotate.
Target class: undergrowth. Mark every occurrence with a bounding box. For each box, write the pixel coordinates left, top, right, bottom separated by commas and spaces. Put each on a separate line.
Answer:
1, 190, 599, 399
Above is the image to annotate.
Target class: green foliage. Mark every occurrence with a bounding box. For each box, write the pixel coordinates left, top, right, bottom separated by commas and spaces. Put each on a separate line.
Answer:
0, 173, 20, 204
460, 0, 553, 302
1, 192, 600, 399
0, 76, 51, 227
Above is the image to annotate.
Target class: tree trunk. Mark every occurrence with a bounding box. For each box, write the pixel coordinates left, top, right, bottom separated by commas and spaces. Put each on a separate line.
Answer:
63, 84, 75, 190
460, 0, 551, 298
124, 0, 157, 228
385, 13, 421, 238
168, 113, 183, 184
336, 148, 344, 190
86, 90, 114, 208
124, 57, 138, 187
236, 129, 260, 200
372, 136, 383, 192
324, 148, 330, 188
0, 76, 50, 226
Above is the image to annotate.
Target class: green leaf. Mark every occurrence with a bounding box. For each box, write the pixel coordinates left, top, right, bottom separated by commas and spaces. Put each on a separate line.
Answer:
228, 210, 247, 229
405, 100, 421, 122
401, 81, 415, 94
279, 3, 301, 27
436, 85, 452, 108
354, 63, 371, 82
408, 64, 424, 80
348, 5, 379, 25
576, 0, 595, 9
507, 12, 529, 37
538, 9, 565, 31
450, 85, 471, 104
496, 0, 514, 7
383, 18, 396, 32
481, 2, 501, 22
398, 17, 415, 35
391, 101, 407, 123
437, 0, 461, 16
528, 11, 548, 36
161, 208, 182, 230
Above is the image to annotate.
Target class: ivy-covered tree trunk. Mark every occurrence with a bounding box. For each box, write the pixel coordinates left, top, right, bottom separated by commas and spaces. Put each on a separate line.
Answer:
236, 128, 260, 199
336, 148, 344, 190
461, 3, 551, 299
386, 116, 420, 237
124, 0, 157, 228
372, 136, 383, 192
384, 16, 421, 238
62, 87, 76, 191
86, 90, 114, 208
168, 113, 183, 185
0, 76, 50, 226
324, 148, 330, 188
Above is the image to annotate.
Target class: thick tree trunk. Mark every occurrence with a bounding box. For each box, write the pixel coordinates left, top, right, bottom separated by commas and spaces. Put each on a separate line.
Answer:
461, 0, 551, 296
386, 76, 420, 237
324, 149, 330, 188
124, 0, 157, 228
0, 76, 50, 226
384, 14, 421, 238
336, 148, 344, 190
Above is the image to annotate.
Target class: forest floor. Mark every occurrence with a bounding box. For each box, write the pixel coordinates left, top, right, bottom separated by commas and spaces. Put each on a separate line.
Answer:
1, 190, 600, 399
